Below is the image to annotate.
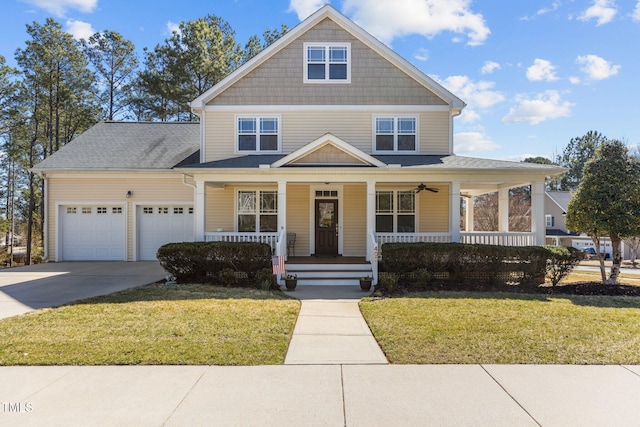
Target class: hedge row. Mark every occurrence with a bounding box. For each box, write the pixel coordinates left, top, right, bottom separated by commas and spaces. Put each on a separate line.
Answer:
157, 242, 274, 288
379, 242, 550, 290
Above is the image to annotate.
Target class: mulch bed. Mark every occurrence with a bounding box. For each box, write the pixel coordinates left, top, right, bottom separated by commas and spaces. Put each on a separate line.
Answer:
541, 282, 640, 296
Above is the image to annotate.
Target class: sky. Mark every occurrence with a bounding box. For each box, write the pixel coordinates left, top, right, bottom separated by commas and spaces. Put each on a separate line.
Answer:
1, 0, 640, 161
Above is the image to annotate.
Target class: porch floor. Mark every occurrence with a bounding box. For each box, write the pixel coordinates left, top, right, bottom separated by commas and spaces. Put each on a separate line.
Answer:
286, 256, 368, 265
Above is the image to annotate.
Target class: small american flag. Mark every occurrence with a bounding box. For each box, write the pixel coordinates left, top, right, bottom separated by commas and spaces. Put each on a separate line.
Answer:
272, 255, 285, 275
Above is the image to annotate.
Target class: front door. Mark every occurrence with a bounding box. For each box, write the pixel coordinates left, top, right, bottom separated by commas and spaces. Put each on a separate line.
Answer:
315, 199, 338, 255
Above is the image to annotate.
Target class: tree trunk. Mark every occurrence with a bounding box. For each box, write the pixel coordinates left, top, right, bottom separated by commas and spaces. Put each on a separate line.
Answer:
590, 235, 607, 283
606, 235, 622, 284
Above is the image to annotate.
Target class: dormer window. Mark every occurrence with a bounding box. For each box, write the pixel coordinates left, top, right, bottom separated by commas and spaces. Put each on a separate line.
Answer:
237, 115, 280, 153
304, 43, 350, 83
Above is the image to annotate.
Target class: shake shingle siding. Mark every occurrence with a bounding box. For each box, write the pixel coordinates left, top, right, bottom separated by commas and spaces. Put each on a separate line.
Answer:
207, 19, 447, 106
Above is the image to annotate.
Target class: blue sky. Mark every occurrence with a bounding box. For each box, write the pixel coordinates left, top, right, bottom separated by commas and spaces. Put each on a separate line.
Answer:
2, 0, 639, 161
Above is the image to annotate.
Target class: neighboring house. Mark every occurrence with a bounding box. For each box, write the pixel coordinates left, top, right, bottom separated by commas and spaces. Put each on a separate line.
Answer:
545, 190, 625, 259
34, 6, 563, 282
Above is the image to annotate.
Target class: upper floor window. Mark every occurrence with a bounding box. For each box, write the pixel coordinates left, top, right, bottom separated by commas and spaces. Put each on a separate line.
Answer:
237, 116, 280, 152
374, 116, 418, 152
545, 214, 554, 228
304, 43, 350, 83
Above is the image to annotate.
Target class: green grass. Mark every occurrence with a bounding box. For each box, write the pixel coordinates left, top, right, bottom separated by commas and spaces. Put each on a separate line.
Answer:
0, 283, 299, 365
360, 291, 640, 364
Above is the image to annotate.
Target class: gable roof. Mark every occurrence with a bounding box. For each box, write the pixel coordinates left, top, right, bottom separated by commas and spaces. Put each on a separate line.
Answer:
191, 5, 465, 112
33, 122, 200, 172
546, 191, 573, 212
271, 133, 386, 167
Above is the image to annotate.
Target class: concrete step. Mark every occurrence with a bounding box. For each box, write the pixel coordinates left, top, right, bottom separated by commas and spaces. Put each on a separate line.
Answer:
284, 263, 373, 286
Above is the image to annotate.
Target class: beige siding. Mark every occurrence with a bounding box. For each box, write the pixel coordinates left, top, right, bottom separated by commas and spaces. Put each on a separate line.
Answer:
208, 18, 447, 106
286, 184, 311, 256
418, 184, 450, 232
205, 184, 278, 233
342, 184, 366, 256
204, 110, 450, 162
47, 175, 193, 261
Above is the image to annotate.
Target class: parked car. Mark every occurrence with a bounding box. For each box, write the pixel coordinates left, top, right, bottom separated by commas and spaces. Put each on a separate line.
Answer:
582, 247, 610, 260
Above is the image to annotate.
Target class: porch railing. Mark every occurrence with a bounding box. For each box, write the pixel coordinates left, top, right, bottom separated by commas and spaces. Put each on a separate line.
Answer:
375, 233, 452, 245
460, 232, 536, 246
367, 230, 379, 286
204, 232, 279, 250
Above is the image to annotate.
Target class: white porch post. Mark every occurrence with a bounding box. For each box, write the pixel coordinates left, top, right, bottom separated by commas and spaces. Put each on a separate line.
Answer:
531, 181, 545, 245
195, 179, 206, 241
498, 186, 509, 233
366, 180, 376, 261
450, 182, 461, 242
277, 180, 287, 239
465, 196, 474, 231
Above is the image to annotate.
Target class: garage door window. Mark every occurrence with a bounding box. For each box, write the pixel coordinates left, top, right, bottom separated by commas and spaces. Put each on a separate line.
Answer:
67, 207, 77, 214
82, 207, 92, 214
112, 207, 122, 214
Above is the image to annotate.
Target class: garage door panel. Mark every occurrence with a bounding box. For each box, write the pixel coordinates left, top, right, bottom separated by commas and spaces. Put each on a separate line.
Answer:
60, 205, 126, 261
138, 206, 194, 260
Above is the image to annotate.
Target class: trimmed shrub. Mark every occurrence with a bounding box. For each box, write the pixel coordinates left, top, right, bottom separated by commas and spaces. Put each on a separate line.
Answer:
380, 242, 549, 291
157, 241, 272, 287
544, 245, 585, 286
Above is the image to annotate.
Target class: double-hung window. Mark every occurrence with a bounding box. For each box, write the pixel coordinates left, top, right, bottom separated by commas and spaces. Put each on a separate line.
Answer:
237, 116, 280, 152
374, 116, 418, 152
304, 43, 350, 83
376, 190, 416, 233
237, 190, 278, 232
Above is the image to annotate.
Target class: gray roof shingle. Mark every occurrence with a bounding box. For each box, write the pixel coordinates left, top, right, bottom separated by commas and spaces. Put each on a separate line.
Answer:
33, 121, 200, 171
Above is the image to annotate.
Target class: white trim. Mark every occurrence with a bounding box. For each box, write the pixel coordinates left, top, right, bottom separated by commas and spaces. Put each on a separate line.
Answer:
201, 105, 452, 112
309, 185, 344, 255
303, 42, 351, 84
56, 201, 128, 262
133, 202, 195, 261
234, 114, 282, 154
372, 115, 419, 154
272, 133, 386, 168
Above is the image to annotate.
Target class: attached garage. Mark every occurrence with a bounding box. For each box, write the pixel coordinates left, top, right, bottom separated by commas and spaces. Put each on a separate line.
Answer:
59, 205, 126, 261
137, 205, 194, 260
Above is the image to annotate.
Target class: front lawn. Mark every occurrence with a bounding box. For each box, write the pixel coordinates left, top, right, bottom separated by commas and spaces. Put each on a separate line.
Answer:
360, 291, 640, 364
0, 283, 299, 365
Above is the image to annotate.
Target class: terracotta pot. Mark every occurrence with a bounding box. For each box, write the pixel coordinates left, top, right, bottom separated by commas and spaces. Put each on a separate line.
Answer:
285, 279, 297, 291
359, 279, 372, 291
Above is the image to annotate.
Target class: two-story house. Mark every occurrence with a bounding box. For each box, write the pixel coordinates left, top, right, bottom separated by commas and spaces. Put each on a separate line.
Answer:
34, 5, 562, 284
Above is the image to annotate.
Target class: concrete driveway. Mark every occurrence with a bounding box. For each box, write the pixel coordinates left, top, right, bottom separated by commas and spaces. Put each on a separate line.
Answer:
0, 262, 167, 320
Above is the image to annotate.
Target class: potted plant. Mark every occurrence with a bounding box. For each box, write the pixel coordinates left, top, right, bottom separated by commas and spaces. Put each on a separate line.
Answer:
284, 272, 298, 291
359, 275, 373, 291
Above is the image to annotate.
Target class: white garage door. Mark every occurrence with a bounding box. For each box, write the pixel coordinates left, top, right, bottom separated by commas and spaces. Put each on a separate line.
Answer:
60, 205, 126, 261
138, 206, 194, 260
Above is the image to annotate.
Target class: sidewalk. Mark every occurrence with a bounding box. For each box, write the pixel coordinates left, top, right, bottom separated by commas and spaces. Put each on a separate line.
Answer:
284, 285, 387, 364
2, 365, 640, 426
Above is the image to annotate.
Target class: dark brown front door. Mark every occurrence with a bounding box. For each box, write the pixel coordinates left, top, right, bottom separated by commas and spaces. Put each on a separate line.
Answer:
315, 199, 338, 255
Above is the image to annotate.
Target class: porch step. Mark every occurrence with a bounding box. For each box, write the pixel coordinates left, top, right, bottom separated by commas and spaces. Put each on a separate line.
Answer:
284, 262, 373, 287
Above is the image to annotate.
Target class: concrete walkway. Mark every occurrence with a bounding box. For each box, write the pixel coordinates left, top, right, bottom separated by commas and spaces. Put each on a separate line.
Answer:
284, 285, 388, 364
2, 364, 640, 426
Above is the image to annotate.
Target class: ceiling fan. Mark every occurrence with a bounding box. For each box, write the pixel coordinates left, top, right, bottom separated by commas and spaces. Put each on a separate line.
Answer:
413, 183, 439, 193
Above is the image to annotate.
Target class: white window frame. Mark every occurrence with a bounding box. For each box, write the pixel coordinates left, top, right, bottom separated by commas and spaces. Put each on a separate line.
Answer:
235, 115, 281, 153
303, 42, 351, 84
372, 115, 419, 153
375, 190, 416, 233
236, 190, 278, 233
545, 214, 554, 228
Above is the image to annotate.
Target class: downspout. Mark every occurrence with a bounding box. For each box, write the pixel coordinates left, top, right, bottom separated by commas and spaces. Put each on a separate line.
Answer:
181, 174, 197, 241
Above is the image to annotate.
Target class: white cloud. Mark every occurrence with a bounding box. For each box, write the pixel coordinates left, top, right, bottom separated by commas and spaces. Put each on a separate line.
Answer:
166, 21, 181, 35
342, 0, 490, 46
459, 109, 481, 124
502, 90, 573, 125
440, 75, 505, 109
288, 0, 330, 20
576, 54, 620, 80
634, 1, 640, 21
414, 48, 429, 61
526, 59, 559, 82
481, 61, 500, 74
578, 0, 617, 25
454, 131, 500, 153
521, 1, 562, 20
65, 20, 95, 40
22, 0, 97, 17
